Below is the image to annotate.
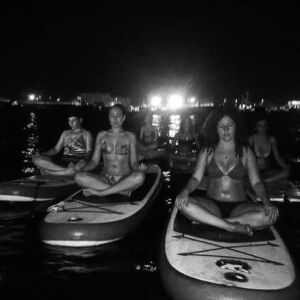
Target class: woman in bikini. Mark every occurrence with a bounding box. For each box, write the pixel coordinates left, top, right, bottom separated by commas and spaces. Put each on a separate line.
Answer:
74, 104, 145, 197
176, 107, 279, 236
249, 118, 290, 183
137, 114, 161, 161
33, 112, 93, 176
169, 116, 200, 171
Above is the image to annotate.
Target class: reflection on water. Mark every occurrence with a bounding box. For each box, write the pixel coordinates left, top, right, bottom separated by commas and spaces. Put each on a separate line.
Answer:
152, 114, 162, 136
152, 113, 182, 139
168, 114, 181, 138
21, 112, 39, 175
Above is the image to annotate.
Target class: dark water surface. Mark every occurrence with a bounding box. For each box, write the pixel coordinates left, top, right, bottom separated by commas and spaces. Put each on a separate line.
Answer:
0, 104, 300, 299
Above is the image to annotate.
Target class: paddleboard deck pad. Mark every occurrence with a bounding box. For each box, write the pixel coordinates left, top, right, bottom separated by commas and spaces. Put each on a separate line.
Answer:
159, 207, 298, 300
0, 175, 78, 202
40, 164, 162, 247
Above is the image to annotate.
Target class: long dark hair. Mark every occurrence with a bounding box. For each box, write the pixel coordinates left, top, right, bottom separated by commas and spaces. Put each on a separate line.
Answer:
201, 107, 249, 157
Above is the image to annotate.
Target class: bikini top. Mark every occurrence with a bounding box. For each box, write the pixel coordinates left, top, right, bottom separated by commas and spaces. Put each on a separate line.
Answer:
63, 133, 87, 157
101, 141, 129, 155
253, 136, 272, 159
141, 129, 156, 145
207, 155, 247, 180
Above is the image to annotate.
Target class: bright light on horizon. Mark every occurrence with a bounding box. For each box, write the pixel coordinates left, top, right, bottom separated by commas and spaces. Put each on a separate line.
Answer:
188, 97, 196, 103
167, 94, 184, 109
150, 95, 162, 106
28, 94, 36, 101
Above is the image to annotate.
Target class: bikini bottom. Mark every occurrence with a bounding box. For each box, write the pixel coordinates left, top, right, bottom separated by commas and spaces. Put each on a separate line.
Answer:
101, 173, 124, 185
101, 173, 133, 196
208, 198, 244, 218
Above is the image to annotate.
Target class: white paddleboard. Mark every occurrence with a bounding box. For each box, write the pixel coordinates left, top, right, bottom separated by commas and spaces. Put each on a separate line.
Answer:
0, 175, 78, 202
40, 164, 162, 247
160, 206, 298, 300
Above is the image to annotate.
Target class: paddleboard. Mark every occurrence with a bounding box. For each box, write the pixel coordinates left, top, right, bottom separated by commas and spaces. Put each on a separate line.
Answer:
247, 179, 300, 203
40, 164, 162, 247
159, 206, 299, 300
0, 175, 78, 202
285, 181, 300, 203
138, 147, 166, 161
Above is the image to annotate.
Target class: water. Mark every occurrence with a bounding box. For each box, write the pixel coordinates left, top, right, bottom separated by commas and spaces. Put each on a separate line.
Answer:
0, 104, 300, 299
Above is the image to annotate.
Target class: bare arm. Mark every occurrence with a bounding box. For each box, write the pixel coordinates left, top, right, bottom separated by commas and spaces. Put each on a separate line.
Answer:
83, 131, 94, 161
41, 131, 66, 156
271, 137, 289, 169
177, 148, 208, 201
81, 132, 104, 171
139, 127, 144, 141
246, 147, 279, 223
175, 148, 208, 209
129, 133, 139, 171
246, 147, 269, 203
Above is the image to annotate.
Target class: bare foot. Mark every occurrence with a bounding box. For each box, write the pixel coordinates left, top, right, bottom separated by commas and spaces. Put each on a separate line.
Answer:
63, 166, 76, 176
47, 201, 65, 212
82, 188, 106, 197
119, 190, 131, 197
228, 221, 253, 237
83, 189, 97, 197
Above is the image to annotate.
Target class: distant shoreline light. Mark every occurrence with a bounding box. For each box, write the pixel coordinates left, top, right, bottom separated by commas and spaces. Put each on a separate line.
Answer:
148, 93, 209, 110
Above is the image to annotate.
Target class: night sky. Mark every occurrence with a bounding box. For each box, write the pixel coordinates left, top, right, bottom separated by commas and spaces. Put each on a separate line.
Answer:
1, 2, 300, 104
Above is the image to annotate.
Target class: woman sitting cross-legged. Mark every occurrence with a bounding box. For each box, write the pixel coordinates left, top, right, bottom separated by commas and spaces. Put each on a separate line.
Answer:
32, 111, 93, 176
249, 118, 290, 183
137, 113, 160, 161
175, 107, 279, 236
74, 104, 145, 197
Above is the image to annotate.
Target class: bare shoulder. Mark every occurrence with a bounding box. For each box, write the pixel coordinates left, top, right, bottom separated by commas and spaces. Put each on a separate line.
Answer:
127, 131, 137, 139
80, 129, 92, 138
61, 130, 70, 138
122, 131, 137, 142
62, 129, 70, 135
96, 131, 108, 141
81, 129, 92, 135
